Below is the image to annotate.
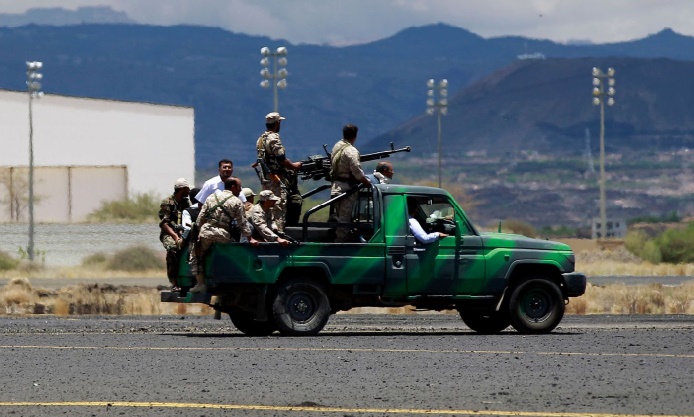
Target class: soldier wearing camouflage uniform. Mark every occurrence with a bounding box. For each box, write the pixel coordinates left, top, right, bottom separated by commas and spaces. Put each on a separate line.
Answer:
255, 112, 302, 232
330, 124, 372, 243
159, 178, 191, 290
189, 177, 258, 293
248, 190, 290, 245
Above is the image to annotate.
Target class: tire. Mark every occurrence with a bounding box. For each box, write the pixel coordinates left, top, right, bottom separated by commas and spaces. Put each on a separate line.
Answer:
271, 279, 331, 336
508, 278, 564, 334
458, 310, 511, 334
229, 311, 277, 336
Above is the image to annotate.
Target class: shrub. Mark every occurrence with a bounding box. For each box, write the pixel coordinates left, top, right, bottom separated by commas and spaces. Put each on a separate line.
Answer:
0, 251, 18, 271
624, 230, 649, 258
106, 245, 164, 271
655, 223, 694, 263
87, 192, 161, 223
82, 252, 108, 266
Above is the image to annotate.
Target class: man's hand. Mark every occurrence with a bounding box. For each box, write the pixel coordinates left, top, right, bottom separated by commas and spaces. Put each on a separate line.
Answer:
248, 237, 260, 247
175, 237, 183, 249
438, 232, 449, 239
276, 237, 290, 246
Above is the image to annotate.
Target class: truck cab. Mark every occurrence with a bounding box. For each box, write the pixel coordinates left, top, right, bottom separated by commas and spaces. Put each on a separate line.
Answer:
162, 184, 586, 336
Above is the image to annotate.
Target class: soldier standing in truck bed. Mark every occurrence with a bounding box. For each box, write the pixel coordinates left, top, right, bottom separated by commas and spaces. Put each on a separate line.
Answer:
256, 112, 302, 232
330, 124, 371, 243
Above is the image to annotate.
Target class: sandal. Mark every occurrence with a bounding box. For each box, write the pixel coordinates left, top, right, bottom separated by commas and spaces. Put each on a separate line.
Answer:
171, 286, 181, 292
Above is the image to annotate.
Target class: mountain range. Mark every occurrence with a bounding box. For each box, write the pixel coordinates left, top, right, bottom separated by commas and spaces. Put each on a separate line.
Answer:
2, 10, 694, 227
1, 14, 694, 171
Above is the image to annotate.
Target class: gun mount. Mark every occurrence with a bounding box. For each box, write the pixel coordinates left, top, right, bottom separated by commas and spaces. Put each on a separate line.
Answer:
298, 142, 411, 182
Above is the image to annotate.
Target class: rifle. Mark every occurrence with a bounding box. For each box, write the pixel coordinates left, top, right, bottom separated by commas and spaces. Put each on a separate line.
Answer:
298, 142, 411, 182
276, 230, 300, 245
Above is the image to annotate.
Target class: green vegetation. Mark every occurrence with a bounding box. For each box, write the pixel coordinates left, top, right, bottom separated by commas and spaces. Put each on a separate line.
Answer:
87, 192, 161, 223
625, 222, 694, 264
494, 218, 537, 237
627, 211, 681, 225
105, 245, 165, 272
0, 251, 18, 271
537, 225, 580, 238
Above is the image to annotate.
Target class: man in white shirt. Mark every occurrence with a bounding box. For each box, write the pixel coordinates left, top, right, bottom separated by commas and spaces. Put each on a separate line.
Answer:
196, 159, 247, 206
408, 199, 448, 244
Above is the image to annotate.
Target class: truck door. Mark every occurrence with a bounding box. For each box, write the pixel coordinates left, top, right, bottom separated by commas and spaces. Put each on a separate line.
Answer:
404, 196, 485, 295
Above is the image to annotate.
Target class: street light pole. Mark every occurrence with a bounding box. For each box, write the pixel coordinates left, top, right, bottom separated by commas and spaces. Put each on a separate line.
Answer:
426, 79, 448, 188
592, 67, 616, 239
26, 61, 44, 261
260, 46, 288, 112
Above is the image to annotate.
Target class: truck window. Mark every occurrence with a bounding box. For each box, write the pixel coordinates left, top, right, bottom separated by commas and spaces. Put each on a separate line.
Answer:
407, 196, 474, 236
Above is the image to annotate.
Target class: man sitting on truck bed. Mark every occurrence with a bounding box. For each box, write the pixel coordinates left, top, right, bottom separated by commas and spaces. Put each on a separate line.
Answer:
189, 177, 259, 293
248, 190, 290, 246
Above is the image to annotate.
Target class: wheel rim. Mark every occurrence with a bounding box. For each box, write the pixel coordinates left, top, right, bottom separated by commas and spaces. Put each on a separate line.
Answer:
521, 289, 552, 321
287, 292, 315, 322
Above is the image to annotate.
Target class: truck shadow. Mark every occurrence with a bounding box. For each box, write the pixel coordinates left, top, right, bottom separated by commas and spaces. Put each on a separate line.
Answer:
165, 330, 583, 338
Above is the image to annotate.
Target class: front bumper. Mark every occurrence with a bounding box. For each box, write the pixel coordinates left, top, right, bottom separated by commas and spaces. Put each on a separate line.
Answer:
562, 272, 587, 297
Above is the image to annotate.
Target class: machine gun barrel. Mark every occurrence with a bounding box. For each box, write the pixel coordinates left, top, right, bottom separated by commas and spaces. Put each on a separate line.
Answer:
298, 142, 411, 182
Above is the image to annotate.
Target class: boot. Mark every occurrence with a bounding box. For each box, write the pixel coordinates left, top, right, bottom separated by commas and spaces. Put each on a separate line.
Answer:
190, 274, 206, 294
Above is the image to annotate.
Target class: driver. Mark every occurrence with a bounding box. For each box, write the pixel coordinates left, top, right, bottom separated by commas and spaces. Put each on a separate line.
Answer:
407, 199, 448, 244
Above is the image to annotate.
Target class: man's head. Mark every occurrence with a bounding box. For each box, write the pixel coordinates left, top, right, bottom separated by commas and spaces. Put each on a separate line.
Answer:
375, 161, 394, 179
258, 189, 281, 209
242, 187, 257, 204
218, 159, 233, 181
265, 112, 285, 132
343, 124, 358, 143
224, 177, 242, 196
189, 187, 201, 205
173, 178, 190, 199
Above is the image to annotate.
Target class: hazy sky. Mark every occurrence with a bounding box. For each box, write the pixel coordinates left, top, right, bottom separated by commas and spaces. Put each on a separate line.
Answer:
1, 0, 692, 45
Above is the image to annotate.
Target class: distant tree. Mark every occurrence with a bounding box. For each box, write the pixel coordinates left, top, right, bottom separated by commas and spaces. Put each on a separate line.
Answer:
0, 167, 42, 222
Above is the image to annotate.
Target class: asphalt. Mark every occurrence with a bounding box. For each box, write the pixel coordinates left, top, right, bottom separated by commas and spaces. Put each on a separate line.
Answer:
0, 314, 693, 417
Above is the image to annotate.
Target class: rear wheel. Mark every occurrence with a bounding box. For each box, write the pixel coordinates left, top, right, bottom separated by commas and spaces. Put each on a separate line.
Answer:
508, 278, 564, 334
271, 279, 331, 336
229, 311, 276, 336
458, 310, 511, 334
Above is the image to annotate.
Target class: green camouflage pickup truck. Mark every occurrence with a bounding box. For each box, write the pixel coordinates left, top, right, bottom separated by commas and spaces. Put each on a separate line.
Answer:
161, 184, 586, 336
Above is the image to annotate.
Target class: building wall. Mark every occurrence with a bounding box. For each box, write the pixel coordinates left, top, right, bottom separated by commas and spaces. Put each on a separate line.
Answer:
0, 90, 195, 222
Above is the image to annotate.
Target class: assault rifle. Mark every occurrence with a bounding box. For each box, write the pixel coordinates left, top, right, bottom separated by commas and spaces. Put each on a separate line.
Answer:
298, 142, 411, 182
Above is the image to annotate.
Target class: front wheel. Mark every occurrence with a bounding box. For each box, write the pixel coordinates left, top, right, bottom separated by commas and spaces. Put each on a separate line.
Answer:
271, 280, 331, 336
508, 278, 564, 334
458, 310, 511, 334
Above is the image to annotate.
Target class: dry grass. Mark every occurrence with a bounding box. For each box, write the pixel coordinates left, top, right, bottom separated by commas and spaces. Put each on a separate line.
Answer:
0, 278, 212, 316
0, 266, 164, 280
2, 276, 691, 317
1, 240, 693, 317
566, 282, 694, 314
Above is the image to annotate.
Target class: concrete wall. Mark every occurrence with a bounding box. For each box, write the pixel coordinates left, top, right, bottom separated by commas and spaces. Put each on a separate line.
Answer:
0, 90, 195, 222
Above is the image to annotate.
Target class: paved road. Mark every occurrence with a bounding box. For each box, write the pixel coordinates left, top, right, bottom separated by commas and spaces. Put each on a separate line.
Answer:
0, 314, 693, 417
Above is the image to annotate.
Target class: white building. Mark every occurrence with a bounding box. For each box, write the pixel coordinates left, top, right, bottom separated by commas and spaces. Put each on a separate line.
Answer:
0, 90, 195, 222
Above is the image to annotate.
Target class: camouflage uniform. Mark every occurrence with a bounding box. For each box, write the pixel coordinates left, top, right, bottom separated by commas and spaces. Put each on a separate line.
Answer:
330, 139, 366, 243
159, 194, 190, 284
189, 190, 252, 276
248, 203, 279, 242
257, 131, 289, 231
